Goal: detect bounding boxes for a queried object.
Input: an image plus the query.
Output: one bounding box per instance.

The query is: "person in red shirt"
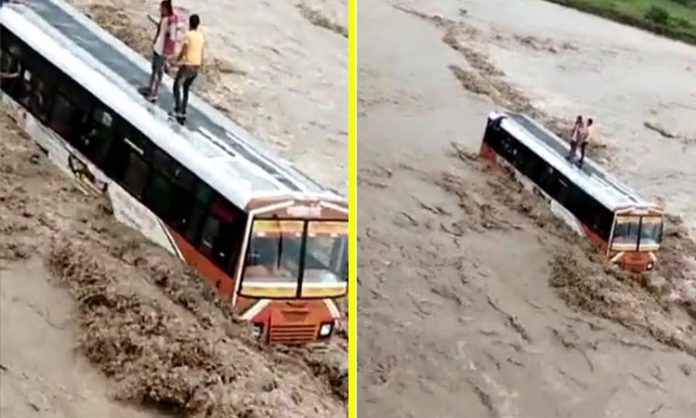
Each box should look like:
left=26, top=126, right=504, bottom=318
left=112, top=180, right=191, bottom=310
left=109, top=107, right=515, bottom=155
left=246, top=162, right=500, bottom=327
left=577, top=118, right=593, bottom=168
left=566, top=115, right=584, bottom=163
left=142, top=1, right=177, bottom=102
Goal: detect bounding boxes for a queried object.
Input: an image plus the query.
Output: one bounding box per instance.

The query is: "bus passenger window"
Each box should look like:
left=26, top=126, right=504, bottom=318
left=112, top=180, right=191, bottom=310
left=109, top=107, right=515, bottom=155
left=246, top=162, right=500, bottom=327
left=82, top=108, right=116, bottom=167
left=18, top=69, right=33, bottom=107
left=183, top=201, right=208, bottom=243
left=556, top=180, right=569, bottom=205
left=540, top=166, right=557, bottom=195
left=165, top=186, right=194, bottom=226
left=143, top=171, right=174, bottom=217
left=121, top=152, right=149, bottom=200
left=29, top=78, right=52, bottom=122
left=49, top=95, right=82, bottom=142
left=150, top=149, right=197, bottom=225
left=199, top=216, right=221, bottom=258
left=499, top=135, right=513, bottom=158
left=0, top=45, right=24, bottom=99
left=514, top=146, right=526, bottom=170
left=197, top=198, right=244, bottom=271
left=181, top=183, right=212, bottom=243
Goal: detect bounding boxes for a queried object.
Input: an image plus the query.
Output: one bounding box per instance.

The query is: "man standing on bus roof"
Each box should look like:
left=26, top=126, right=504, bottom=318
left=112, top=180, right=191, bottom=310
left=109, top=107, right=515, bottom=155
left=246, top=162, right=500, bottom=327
left=143, top=1, right=176, bottom=103
left=566, top=115, right=584, bottom=163
left=171, top=14, right=205, bottom=123
left=577, top=118, right=593, bottom=168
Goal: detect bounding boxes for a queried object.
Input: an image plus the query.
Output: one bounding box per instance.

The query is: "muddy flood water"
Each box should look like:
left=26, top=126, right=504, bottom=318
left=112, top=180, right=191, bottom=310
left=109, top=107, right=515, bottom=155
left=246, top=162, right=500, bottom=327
left=358, top=0, right=696, bottom=417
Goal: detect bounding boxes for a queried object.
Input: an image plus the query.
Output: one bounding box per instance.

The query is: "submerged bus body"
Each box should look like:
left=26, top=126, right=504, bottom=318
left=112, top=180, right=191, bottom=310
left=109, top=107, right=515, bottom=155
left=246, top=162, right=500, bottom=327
left=0, top=1, right=347, bottom=343
left=480, top=111, right=663, bottom=272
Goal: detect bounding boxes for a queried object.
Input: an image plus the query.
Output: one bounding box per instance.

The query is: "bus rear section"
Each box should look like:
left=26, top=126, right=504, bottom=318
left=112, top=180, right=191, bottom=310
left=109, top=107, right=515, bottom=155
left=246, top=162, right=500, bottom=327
left=609, top=211, right=663, bottom=272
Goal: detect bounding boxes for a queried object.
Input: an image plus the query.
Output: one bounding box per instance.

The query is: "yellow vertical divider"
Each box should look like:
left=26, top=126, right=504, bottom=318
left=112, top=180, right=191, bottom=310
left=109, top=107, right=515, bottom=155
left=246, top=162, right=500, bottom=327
left=347, top=0, right=357, bottom=416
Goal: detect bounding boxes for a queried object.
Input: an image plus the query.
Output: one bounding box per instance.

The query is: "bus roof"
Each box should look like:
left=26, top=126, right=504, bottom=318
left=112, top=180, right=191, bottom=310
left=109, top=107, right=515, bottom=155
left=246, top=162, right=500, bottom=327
left=1, top=1, right=344, bottom=210
left=492, top=111, right=659, bottom=212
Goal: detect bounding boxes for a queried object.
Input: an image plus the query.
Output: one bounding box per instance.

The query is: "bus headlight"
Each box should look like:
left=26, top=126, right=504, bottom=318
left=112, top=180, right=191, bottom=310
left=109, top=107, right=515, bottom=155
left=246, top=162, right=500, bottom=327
left=319, top=322, right=333, bottom=338
left=252, top=323, right=264, bottom=338
left=646, top=261, right=654, bottom=271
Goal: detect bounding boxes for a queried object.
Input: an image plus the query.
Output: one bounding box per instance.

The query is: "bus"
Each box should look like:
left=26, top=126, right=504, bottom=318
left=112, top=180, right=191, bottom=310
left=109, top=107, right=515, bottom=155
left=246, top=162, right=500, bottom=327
left=0, top=1, right=347, bottom=344
left=479, top=111, right=664, bottom=272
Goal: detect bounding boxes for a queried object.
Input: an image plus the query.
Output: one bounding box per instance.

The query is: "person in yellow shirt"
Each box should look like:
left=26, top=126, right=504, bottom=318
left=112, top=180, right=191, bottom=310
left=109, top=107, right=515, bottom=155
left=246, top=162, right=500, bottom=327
left=171, top=14, right=205, bottom=122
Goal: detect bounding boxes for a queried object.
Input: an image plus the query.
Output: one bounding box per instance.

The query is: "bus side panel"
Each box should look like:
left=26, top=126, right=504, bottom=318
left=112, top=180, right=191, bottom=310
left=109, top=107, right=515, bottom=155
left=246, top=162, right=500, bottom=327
left=0, top=92, right=181, bottom=257
left=490, top=148, right=587, bottom=237
left=1, top=93, right=106, bottom=195
left=480, top=141, right=497, bottom=162
left=167, top=228, right=236, bottom=299
left=108, top=185, right=181, bottom=257
left=579, top=223, right=609, bottom=253
left=480, top=123, right=498, bottom=162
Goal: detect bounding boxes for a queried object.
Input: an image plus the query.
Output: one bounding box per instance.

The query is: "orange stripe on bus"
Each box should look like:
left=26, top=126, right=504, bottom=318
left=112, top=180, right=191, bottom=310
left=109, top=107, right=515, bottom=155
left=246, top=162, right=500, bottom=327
left=166, top=227, right=236, bottom=301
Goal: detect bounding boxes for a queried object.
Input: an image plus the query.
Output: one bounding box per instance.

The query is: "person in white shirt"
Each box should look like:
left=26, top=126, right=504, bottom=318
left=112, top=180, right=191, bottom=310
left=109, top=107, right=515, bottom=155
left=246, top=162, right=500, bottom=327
left=577, top=118, right=593, bottom=168
left=566, top=115, right=584, bottom=163
left=143, top=1, right=176, bottom=102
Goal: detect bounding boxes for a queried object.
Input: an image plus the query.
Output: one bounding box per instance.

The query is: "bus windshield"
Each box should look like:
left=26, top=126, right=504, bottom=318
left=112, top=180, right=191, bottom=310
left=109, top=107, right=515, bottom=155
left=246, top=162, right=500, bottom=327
left=240, top=219, right=347, bottom=298
left=301, top=221, right=348, bottom=297
left=611, top=215, right=663, bottom=250
left=638, top=216, right=663, bottom=247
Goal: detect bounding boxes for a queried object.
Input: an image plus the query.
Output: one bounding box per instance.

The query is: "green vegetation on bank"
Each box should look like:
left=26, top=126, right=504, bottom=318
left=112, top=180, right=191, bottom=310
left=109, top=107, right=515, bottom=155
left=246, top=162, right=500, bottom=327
left=544, top=0, right=696, bottom=45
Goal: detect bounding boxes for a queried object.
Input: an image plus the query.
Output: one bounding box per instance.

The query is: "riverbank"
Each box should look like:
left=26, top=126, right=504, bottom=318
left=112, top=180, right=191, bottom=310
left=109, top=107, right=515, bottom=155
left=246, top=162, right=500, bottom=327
left=544, top=0, right=696, bottom=45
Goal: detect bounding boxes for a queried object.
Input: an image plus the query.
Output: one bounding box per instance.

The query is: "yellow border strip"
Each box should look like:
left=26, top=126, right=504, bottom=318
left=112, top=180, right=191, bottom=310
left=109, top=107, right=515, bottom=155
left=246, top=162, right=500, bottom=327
left=347, top=0, right=357, bottom=416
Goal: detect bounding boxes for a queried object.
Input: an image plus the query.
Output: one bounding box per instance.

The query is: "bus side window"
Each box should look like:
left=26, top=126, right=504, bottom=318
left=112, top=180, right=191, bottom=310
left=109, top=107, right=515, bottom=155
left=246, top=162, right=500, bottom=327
left=49, top=94, right=83, bottom=142
left=144, top=148, right=195, bottom=230
left=0, top=31, right=26, bottom=100
left=556, top=179, right=570, bottom=205
left=143, top=168, right=174, bottom=218
left=120, top=142, right=150, bottom=200
left=182, top=182, right=213, bottom=243
left=586, top=198, right=612, bottom=241
left=513, top=143, right=528, bottom=171
left=21, top=45, right=55, bottom=123
left=18, top=68, right=33, bottom=108
left=167, top=173, right=196, bottom=231
left=49, top=80, right=93, bottom=145
left=82, top=107, right=116, bottom=168
left=525, top=152, right=544, bottom=185
left=29, top=76, right=53, bottom=123
left=539, top=166, right=557, bottom=196
left=591, top=208, right=603, bottom=233
left=197, top=197, right=244, bottom=271
left=483, top=124, right=502, bottom=148
left=0, top=51, right=23, bottom=98
left=499, top=133, right=515, bottom=161
left=199, top=216, right=220, bottom=257
left=106, top=123, right=152, bottom=200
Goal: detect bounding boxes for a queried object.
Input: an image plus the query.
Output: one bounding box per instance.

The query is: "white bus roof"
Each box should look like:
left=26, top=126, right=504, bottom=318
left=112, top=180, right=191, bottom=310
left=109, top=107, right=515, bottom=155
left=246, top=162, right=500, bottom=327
left=491, top=111, right=659, bottom=212
left=1, top=1, right=344, bottom=210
